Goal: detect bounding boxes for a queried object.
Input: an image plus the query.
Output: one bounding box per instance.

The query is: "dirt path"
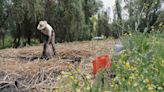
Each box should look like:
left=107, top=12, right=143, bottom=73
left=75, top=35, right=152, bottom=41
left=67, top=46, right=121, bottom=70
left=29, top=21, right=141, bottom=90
left=0, top=39, right=115, bottom=92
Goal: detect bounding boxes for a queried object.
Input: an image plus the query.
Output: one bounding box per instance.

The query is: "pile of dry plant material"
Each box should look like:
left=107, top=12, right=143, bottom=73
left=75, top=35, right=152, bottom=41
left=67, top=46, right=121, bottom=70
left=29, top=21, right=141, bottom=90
left=0, top=39, right=115, bottom=92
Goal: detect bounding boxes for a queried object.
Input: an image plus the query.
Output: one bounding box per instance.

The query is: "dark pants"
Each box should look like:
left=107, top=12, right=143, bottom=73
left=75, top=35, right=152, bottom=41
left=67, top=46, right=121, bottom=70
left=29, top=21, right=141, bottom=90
left=42, top=31, right=56, bottom=57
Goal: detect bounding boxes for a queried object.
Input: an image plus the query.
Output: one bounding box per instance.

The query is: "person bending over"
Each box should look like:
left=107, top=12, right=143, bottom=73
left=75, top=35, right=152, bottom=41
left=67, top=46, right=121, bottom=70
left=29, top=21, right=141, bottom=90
left=37, top=21, right=56, bottom=58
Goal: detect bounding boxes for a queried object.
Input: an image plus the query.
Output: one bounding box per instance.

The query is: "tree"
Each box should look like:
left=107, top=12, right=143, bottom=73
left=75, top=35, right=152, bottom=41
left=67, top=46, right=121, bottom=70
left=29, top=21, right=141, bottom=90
left=54, top=0, right=86, bottom=42
left=82, top=0, right=103, bottom=39
left=115, top=0, right=122, bottom=21
left=83, top=0, right=103, bottom=24
left=0, top=0, right=11, bottom=48
left=7, top=0, right=46, bottom=47
left=124, top=0, right=162, bottom=32
left=97, top=12, right=110, bottom=37
left=0, top=0, right=103, bottom=48
left=113, top=0, right=123, bottom=37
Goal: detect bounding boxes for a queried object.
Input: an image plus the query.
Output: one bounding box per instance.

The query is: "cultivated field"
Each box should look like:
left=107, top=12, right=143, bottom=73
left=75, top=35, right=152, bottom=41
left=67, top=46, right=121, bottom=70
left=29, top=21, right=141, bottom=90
left=0, top=39, right=115, bottom=92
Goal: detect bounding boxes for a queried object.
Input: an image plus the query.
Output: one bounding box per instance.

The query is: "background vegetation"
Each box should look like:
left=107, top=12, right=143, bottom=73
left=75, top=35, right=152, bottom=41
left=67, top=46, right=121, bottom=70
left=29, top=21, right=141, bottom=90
left=0, top=0, right=163, bottom=48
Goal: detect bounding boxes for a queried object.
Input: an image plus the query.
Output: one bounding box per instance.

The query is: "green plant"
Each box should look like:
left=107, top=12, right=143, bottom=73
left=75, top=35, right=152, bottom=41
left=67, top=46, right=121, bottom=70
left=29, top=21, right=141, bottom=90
left=110, top=32, right=164, bottom=92
left=0, top=36, right=12, bottom=49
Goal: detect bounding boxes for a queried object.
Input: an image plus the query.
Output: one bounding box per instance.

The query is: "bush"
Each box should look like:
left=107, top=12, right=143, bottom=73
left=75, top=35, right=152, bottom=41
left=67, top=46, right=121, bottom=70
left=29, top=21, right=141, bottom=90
left=110, top=32, right=164, bottom=92
left=0, top=36, right=12, bottom=49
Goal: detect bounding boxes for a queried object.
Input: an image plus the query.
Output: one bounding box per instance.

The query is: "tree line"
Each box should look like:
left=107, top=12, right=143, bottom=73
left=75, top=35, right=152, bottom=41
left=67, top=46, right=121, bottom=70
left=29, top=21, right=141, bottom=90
left=0, top=0, right=163, bottom=48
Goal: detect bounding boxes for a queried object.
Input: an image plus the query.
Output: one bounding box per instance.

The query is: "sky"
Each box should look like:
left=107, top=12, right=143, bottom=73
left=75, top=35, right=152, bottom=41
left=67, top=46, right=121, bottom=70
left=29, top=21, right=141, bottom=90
left=101, top=0, right=115, bottom=9
left=162, top=2, right=164, bottom=9
left=101, top=0, right=116, bottom=22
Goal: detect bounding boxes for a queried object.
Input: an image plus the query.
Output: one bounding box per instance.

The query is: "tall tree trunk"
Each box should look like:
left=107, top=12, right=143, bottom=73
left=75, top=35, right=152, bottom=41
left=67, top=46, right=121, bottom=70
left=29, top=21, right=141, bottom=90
left=27, top=37, right=31, bottom=45
left=13, top=23, right=21, bottom=48
left=2, top=34, right=4, bottom=48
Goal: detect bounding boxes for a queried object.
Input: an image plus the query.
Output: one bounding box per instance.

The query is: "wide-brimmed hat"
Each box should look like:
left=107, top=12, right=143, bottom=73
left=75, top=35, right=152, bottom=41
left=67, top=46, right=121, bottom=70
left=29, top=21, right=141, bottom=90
left=37, top=21, right=47, bottom=30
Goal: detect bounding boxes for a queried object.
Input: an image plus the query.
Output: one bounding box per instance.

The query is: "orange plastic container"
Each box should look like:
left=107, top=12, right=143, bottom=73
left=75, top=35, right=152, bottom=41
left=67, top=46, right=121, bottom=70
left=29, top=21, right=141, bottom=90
left=92, top=55, right=111, bottom=75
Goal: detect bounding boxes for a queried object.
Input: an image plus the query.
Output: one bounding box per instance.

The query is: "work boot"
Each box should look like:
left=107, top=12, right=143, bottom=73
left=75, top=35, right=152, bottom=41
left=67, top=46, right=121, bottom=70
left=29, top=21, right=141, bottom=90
left=40, top=55, right=49, bottom=60
left=54, top=50, right=56, bottom=55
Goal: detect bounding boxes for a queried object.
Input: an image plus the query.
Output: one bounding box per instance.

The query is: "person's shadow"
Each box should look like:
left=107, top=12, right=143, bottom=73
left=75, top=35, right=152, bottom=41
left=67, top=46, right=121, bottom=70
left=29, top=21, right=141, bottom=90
left=18, top=56, right=49, bottom=61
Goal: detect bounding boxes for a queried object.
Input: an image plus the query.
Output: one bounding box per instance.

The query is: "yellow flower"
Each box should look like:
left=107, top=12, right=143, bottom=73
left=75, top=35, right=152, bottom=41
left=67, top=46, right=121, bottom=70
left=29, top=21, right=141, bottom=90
left=69, top=76, right=74, bottom=80
left=128, top=81, right=131, bottom=85
left=140, top=74, right=144, bottom=79
left=76, top=68, right=80, bottom=72
left=125, top=62, right=130, bottom=69
left=129, top=73, right=135, bottom=80
left=147, top=84, right=155, bottom=91
left=134, top=73, right=138, bottom=77
left=143, top=79, right=149, bottom=83
left=129, top=33, right=132, bottom=36
left=148, top=90, right=154, bottom=92
left=134, top=83, right=138, bottom=87
left=118, top=60, right=122, bottom=64
left=131, top=67, right=137, bottom=71
left=122, top=77, right=125, bottom=81
left=161, top=60, right=164, bottom=67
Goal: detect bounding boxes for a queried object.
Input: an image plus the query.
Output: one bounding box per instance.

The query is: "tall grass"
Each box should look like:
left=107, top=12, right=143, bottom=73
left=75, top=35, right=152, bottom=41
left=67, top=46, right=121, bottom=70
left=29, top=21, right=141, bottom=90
left=110, top=32, right=164, bottom=92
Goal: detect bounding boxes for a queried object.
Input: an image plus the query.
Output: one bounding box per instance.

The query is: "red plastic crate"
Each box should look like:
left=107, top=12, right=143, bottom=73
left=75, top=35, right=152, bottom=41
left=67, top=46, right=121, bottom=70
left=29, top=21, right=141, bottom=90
left=92, top=55, right=111, bottom=75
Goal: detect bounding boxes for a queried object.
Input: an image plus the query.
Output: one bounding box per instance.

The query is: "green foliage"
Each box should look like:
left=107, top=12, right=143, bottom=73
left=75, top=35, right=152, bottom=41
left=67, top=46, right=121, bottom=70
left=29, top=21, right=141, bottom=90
left=54, top=0, right=86, bottom=42
left=124, top=0, right=162, bottom=32
left=122, top=33, right=152, bottom=61
left=0, top=36, right=12, bottom=49
left=115, top=0, right=122, bottom=21
left=111, top=0, right=163, bottom=37
left=83, top=0, right=103, bottom=24
left=0, top=0, right=103, bottom=47
left=97, top=12, right=110, bottom=37
left=110, top=32, right=164, bottom=92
